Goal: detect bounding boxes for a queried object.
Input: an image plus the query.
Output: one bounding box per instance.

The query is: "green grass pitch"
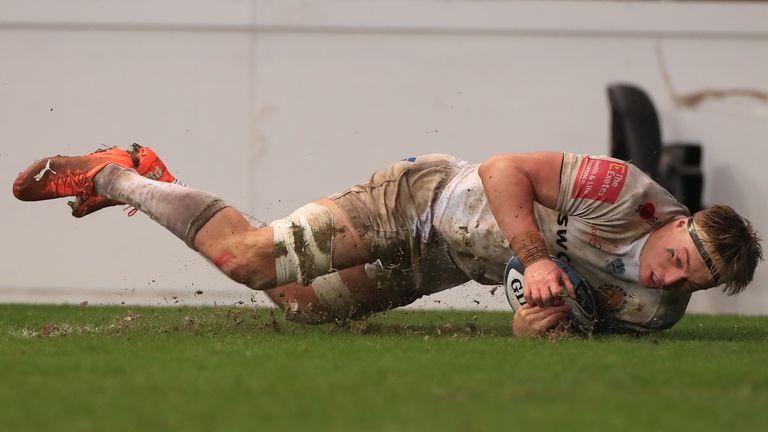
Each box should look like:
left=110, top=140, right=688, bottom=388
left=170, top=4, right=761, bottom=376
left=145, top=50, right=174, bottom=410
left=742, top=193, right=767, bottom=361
left=0, top=304, right=767, bottom=432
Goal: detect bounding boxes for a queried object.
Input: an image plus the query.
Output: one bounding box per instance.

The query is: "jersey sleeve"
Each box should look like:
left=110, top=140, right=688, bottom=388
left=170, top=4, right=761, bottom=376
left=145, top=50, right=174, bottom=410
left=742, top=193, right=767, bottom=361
left=556, top=153, right=689, bottom=233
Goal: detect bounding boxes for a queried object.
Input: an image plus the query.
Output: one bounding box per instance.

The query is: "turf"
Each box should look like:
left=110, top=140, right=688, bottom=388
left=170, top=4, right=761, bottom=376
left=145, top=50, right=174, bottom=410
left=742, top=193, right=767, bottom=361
left=0, top=304, right=766, bottom=432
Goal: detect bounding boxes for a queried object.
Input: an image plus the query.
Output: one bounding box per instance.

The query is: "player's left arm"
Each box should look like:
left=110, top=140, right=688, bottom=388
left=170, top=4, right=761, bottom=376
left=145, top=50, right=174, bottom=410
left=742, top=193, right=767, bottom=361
left=511, top=303, right=570, bottom=337
left=479, top=152, right=574, bottom=308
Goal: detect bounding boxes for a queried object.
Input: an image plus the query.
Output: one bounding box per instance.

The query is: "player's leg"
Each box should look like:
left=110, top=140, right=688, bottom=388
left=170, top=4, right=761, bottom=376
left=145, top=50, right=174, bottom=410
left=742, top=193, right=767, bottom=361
left=13, top=147, right=371, bottom=290
left=191, top=197, right=369, bottom=290
left=264, top=236, right=472, bottom=324
left=260, top=153, right=472, bottom=321
left=14, top=149, right=467, bottom=302
left=95, top=166, right=373, bottom=289
left=264, top=264, right=432, bottom=324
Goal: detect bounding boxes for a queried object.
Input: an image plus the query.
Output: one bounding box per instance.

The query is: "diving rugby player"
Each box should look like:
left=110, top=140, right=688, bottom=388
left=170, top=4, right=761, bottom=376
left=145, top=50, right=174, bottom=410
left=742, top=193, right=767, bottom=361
left=13, top=146, right=762, bottom=336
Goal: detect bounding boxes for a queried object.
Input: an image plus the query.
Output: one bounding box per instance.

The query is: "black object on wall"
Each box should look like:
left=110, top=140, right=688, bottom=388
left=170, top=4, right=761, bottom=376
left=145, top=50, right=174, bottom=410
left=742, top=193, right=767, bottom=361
left=607, top=83, right=704, bottom=213
left=658, top=143, right=704, bottom=213
left=608, top=84, right=662, bottom=180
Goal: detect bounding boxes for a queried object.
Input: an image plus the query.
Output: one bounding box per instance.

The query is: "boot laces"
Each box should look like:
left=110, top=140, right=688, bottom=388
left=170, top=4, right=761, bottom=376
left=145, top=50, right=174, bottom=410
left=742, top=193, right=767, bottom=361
left=122, top=205, right=139, bottom=217
left=51, top=170, right=91, bottom=198
left=68, top=144, right=180, bottom=217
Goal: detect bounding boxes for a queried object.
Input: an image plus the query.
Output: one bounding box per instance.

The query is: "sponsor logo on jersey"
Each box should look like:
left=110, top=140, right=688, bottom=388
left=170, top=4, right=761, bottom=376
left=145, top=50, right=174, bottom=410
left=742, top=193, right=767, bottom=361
left=589, top=225, right=602, bottom=249
left=605, top=257, right=625, bottom=274
left=636, top=202, right=661, bottom=227
left=595, top=283, right=643, bottom=314
left=554, top=213, right=571, bottom=263
left=571, top=157, right=628, bottom=204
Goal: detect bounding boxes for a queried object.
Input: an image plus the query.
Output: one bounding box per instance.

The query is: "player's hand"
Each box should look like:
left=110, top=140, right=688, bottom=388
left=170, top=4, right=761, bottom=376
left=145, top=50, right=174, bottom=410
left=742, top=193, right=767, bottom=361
left=511, top=304, right=570, bottom=337
left=523, top=259, right=575, bottom=307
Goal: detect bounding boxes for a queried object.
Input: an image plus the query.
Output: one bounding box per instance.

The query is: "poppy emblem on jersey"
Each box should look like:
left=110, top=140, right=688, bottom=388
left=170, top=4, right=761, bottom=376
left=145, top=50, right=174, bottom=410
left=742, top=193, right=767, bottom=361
left=636, top=202, right=661, bottom=227
left=605, top=257, right=625, bottom=274
left=637, top=202, right=655, bottom=219
left=571, top=157, right=628, bottom=204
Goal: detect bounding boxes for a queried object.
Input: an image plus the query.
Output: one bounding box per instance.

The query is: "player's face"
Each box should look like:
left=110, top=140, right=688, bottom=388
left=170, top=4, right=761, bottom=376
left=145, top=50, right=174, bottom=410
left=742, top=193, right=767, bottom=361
left=639, top=217, right=715, bottom=293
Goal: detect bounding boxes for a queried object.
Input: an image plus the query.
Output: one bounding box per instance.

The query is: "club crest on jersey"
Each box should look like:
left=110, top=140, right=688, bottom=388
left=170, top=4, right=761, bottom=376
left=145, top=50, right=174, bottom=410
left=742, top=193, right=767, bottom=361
left=605, top=257, right=625, bottom=274
left=595, top=284, right=642, bottom=314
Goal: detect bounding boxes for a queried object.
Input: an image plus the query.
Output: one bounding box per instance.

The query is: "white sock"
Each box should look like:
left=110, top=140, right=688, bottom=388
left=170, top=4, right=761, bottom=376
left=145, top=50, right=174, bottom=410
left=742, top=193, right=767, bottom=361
left=94, top=164, right=229, bottom=248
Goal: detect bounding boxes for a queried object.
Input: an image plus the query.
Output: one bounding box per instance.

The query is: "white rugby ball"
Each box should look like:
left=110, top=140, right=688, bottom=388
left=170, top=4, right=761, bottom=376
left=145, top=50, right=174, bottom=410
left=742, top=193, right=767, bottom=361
left=504, top=257, right=598, bottom=335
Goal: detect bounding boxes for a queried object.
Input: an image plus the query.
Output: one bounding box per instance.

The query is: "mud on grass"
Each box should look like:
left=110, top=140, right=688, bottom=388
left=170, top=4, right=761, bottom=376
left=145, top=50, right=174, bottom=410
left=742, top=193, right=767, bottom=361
left=0, top=304, right=514, bottom=340
left=3, top=303, right=768, bottom=343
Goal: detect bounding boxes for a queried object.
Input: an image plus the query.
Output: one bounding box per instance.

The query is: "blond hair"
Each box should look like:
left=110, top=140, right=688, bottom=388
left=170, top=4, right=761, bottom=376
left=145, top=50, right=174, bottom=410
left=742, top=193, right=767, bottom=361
left=694, top=205, right=763, bottom=295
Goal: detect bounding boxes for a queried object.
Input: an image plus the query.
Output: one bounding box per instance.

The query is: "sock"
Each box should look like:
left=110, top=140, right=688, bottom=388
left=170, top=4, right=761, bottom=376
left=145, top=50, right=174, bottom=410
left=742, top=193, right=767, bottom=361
left=94, top=164, right=229, bottom=248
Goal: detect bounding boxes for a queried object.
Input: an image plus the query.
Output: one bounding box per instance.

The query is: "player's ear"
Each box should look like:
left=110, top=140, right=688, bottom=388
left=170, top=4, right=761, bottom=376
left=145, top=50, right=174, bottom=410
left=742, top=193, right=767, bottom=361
left=672, top=217, right=688, bottom=230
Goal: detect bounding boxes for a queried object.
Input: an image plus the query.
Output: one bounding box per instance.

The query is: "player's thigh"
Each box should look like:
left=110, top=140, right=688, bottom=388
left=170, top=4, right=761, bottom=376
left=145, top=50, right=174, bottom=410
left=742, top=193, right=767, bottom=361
left=266, top=155, right=463, bottom=286
left=313, top=197, right=370, bottom=267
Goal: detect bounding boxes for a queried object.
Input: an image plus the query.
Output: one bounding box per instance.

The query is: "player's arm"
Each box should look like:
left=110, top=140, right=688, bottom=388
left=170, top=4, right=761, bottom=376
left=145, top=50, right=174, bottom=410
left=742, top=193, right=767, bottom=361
left=478, top=152, right=575, bottom=307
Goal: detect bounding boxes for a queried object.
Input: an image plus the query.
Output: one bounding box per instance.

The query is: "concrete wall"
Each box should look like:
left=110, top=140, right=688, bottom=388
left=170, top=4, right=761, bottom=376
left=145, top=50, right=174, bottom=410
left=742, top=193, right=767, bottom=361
left=1, top=0, right=767, bottom=314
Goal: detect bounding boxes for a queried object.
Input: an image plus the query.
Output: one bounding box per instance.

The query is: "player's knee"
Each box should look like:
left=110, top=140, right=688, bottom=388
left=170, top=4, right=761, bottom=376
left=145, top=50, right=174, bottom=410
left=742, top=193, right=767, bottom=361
left=310, top=271, right=361, bottom=317
left=221, top=202, right=339, bottom=290
left=270, top=203, right=337, bottom=286
left=274, top=272, right=367, bottom=324
left=227, top=264, right=274, bottom=291
left=212, top=229, right=277, bottom=290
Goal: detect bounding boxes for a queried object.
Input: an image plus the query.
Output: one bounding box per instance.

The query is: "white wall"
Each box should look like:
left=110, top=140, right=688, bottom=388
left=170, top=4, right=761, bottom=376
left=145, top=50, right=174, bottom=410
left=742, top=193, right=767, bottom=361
left=1, top=0, right=767, bottom=314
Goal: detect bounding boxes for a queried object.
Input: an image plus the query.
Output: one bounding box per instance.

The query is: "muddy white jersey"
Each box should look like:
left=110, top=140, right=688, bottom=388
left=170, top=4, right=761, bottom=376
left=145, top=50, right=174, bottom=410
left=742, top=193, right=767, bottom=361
left=433, top=153, right=692, bottom=332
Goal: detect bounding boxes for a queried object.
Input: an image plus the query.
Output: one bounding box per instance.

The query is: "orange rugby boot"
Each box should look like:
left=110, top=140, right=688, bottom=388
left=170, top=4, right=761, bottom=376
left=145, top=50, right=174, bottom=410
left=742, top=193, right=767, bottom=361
left=67, top=144, right=179, bottom=218
left=13, top=144, right=178, bottom=217
left=14, top=146, right=136, bottom=202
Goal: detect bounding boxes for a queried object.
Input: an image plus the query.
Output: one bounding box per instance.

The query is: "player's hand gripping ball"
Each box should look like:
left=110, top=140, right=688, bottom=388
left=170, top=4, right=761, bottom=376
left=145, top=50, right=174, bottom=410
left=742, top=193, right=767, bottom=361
left=504, top=257, right=598, bottom=335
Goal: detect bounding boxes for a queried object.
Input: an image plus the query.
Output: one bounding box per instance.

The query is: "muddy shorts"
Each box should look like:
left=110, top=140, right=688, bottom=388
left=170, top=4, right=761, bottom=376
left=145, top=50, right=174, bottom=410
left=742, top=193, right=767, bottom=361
left=330, top=154, right=471, bottom=296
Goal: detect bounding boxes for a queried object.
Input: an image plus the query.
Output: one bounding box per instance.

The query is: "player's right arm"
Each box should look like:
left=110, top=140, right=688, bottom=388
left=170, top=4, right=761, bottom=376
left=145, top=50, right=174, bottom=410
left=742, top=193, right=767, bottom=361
left=479, top=152, right=575, bottom=308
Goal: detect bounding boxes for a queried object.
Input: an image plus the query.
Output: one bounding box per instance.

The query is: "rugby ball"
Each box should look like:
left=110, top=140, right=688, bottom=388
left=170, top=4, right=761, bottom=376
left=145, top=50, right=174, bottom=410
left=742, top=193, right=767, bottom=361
left=504, top=257, right=598, bottom=335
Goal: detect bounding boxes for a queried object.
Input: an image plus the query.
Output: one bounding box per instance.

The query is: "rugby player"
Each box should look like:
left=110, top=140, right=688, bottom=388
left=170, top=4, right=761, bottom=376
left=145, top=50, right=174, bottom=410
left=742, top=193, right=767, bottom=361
left=13, top=145, right=762, bottom=336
